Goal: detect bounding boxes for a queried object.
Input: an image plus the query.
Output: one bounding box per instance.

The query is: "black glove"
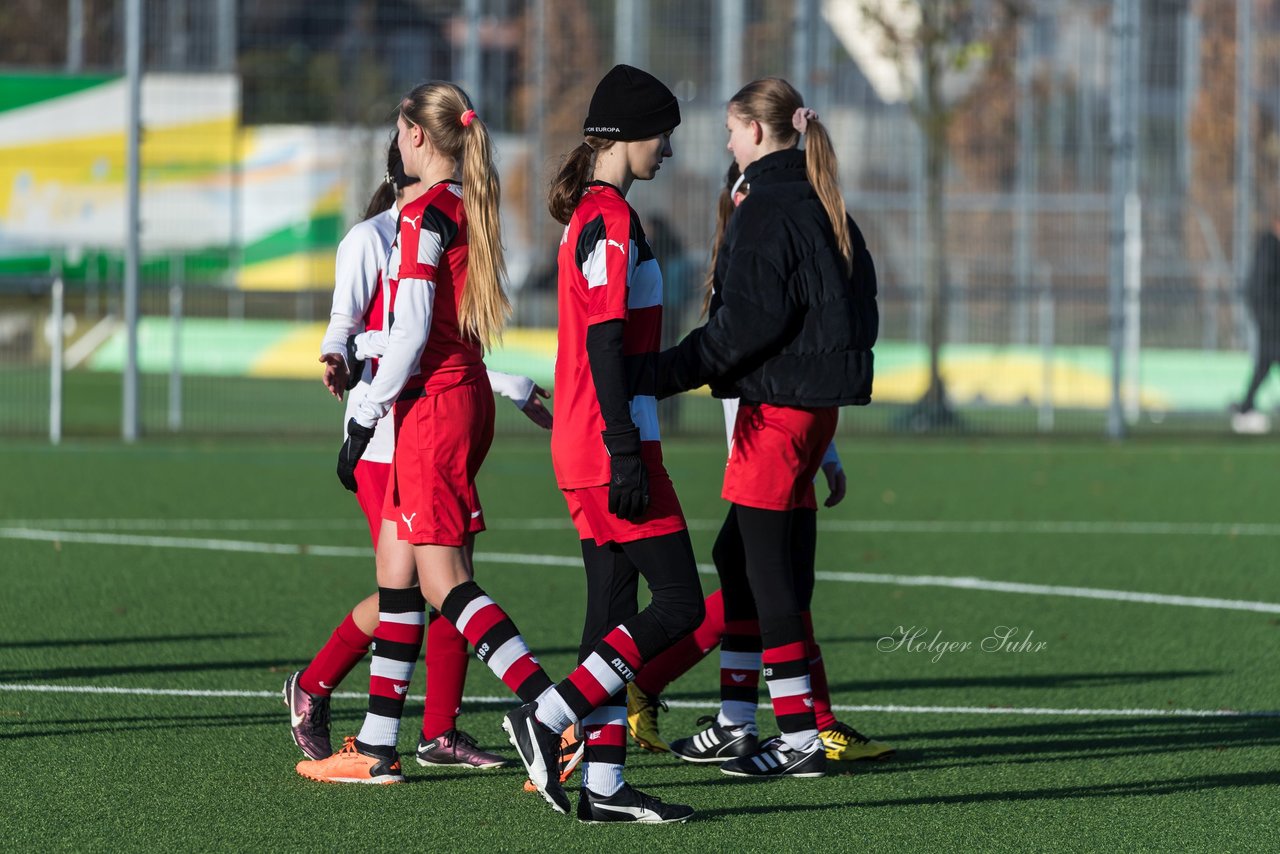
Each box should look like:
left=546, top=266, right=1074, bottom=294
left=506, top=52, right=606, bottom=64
left=344, top=334, right=365, bottom=391
left=602, top=425, right=649, bottom=521
left=337, top=417, right=376, bottom=492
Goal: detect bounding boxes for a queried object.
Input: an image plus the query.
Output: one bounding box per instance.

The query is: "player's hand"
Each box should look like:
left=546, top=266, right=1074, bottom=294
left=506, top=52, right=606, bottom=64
left=602, top=426, right=649, bottom=521
left=320, top=353, right=349, bottom=400
left=821, top=461, right=846, bottom=508
left=520, top=385, right=553, bottom=430
left=337, top=418, right=376, bottom=492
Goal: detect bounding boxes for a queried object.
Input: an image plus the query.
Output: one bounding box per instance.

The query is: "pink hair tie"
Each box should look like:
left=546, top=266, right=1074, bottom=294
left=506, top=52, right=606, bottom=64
left=792, top=107, right=818, bottom=134
left=460, top=109, right=477, bottom=127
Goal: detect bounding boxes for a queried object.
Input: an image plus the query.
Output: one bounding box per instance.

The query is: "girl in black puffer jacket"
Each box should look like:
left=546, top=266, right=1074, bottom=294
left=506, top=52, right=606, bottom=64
left=646, top=77, right=879, bottom=779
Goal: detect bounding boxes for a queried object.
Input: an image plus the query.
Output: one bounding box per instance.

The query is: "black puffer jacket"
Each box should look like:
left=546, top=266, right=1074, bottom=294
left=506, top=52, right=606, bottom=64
left=657, top=148, right=878, bottom=406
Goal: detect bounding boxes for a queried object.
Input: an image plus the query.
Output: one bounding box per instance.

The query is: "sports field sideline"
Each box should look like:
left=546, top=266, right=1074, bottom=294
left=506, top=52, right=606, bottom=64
left=2, top=436, right=1278, bottom=851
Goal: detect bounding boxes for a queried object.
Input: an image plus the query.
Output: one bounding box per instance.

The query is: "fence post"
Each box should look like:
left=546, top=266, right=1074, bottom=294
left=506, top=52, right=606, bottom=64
left=1123, top=192, right=1143, bottom=426
left=1037, top=264, right=1055, bottom=434
left=1106, top=0, right=1139, bottom=440
left=50, top=277, right=64, bottom=445
left=169, top=255, right=183, bottom=432
left=122, top=0, right=142, bottom=442
left=1013, top=15, right=1034, bottom=346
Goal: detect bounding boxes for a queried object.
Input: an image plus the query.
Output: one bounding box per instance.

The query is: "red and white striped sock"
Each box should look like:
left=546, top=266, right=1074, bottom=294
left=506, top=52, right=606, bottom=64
left=802, top=611, right=838, bottom=731
left=581, top=695, right=626, bottom=797
left=762, top=617, right=819, bottom=753
left=439, top=581, right=553, bottom=703
left=717, top=616, right=761, bottom=729
left=536, top=625, right=644, bottom=733
left=355, top=587, right=425, bottom=754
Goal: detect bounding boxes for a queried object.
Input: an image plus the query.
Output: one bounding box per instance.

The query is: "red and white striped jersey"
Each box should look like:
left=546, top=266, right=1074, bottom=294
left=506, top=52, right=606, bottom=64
left=551, top=182, right=664, bottom=489
left=354, top=180, right=486, bottom=428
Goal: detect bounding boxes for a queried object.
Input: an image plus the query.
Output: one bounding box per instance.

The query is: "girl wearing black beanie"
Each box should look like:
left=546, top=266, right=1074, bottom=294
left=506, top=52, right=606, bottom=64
left=523, top=64, right=704, bottom=824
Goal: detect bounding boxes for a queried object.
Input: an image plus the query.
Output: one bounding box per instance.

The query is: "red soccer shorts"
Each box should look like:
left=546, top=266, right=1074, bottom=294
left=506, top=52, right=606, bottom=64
left=722, top=402, right=838, bottom=511
left=562, top=450, right=686, bottom=546
left=384, top=378, right=493, bottom=546
left=353, top=459, right=391, bottom=548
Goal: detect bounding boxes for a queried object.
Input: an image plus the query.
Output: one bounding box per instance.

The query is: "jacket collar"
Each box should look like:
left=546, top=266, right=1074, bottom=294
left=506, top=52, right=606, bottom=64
left=742, top=147, right=806, bottom=188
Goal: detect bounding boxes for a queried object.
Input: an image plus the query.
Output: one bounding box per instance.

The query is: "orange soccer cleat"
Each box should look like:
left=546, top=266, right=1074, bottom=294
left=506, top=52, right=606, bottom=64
left=296, top=736, right=405, bottom=785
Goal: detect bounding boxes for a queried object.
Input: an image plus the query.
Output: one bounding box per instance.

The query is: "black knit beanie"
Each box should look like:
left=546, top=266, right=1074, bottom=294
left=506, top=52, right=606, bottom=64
left=583, top=64, right=681, bottom=141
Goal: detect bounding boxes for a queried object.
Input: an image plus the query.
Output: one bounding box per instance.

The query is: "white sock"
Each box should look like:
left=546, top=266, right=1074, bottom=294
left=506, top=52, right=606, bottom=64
left=533, top=686, right=576, bottom=733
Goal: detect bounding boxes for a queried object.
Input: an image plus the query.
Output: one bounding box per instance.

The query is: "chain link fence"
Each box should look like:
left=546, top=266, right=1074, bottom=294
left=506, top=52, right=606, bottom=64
left=1, top=0, right=1278, bottom=438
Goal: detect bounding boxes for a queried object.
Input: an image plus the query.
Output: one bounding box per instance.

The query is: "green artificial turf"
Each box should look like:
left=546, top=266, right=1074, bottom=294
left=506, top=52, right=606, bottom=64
left=2, top=437, right=1278, bottom=851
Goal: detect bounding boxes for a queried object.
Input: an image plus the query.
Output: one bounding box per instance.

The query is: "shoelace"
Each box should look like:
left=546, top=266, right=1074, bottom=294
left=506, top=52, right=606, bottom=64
left=442, top=728, right=481, bottom=757
left=308, top=695, right=331, bottom=730
left=335, top=736, right=359, bottom=755
left=827, top=721, right=870, bottom=744
left=636, top=690, right=668, bottom=716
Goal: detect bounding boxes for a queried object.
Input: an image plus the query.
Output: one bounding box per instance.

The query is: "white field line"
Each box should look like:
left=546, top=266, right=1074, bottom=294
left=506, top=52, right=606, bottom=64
left=1, top=519, right=368, bottom=532
left=0, top=683, right=1275, bottom=719
left=7, top=517, right=1280, bottom=536
left=810, top=571, right=1280, bottom=614
left=3, top=525, right=1279, bottom=614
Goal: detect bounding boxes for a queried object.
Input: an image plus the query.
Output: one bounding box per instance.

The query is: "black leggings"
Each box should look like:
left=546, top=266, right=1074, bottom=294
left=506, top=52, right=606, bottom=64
left=713, top=504, right=817, bottom=629
left=578, top=529, right=705, bottom=665
left=1241, top=343, right=1279, bottom=411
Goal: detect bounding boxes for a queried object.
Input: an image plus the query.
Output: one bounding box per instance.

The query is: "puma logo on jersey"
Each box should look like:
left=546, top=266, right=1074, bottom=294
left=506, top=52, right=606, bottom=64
left=731, top=673, right=747, bottom=683
left=402, top=512, right=417, bottom=532
left=394, top=684, right=408, bottom=695
left=402, top=214, right=422, bottom=229
left=607, top=239, right=627, bottom=254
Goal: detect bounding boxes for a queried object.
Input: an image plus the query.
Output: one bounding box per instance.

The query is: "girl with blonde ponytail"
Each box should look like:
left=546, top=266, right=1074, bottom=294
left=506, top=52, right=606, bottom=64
left=298, top=83, right=573, bottom=801
left=636, top=77, right=880, bottom=780
left=289, top=128, right=553, bottom=778
left=626, top=156, right=893, bottom=769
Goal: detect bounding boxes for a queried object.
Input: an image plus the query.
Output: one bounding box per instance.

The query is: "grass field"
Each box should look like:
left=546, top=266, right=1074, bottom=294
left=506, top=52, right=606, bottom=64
left=2, top=436, right=1279, bottom=851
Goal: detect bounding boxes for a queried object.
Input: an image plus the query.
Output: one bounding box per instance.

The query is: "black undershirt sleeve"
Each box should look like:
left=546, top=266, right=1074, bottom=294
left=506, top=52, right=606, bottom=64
left=585, top=320, right=635, bottom=432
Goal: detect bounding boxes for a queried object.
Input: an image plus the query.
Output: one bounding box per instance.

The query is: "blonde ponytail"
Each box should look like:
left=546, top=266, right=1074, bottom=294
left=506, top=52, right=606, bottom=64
left=400, top=82, right=510, bottom=351
left=800, top=119, right=852, bottom=277
left=728, top=77, right=852, bottom=276
left=458, top=114, right=511, bottom=351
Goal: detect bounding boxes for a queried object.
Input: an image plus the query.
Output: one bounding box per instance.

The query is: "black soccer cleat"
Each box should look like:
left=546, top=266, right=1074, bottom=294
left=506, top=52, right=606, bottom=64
left=502, top=702, right=571, bottom=815
left=720, top=736, right=827, bottom=779
left=668, top=715, right=759, bottom=764
left=577, top=783, right=694, bottom=824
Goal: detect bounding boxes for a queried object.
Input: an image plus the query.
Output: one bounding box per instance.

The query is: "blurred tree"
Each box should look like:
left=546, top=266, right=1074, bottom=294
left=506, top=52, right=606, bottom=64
left=508, top=0, right=604, bottom=248
left=854, top=0, right=1022, bottom=431
left=0, top=0, right=118, bottom=69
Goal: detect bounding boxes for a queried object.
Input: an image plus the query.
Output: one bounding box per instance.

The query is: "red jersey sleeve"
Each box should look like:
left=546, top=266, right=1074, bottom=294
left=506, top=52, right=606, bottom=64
left=397, top=203, right=458, bottom=285
left=576, top=204, right=637, bottom=326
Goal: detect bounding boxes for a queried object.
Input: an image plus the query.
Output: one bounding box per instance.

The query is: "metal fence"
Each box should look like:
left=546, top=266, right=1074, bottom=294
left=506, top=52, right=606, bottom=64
left=1, top=0, right=1279, bottom=440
